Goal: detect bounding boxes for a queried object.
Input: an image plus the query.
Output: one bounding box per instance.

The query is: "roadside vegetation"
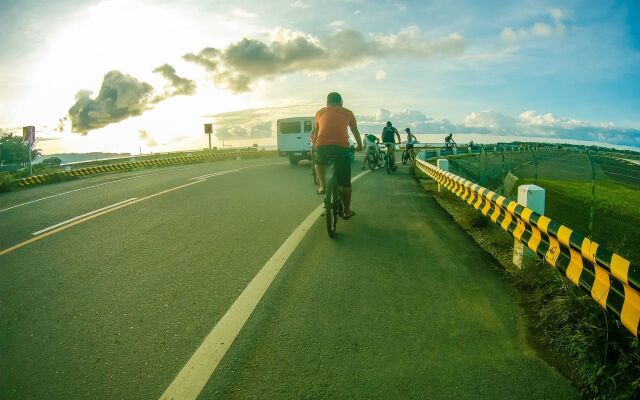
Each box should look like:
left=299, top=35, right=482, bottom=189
left=448, top=151, right=640, bottom=264
left=415, top=154, right=640, bottom=399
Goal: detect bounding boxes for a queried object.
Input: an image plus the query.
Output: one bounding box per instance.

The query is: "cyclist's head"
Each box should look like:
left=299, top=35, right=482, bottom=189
left=386, top=121, right=392, bottom=127
left=405, top=128, right=411, bottom=133
left=327, top=92, right=343, bottom=106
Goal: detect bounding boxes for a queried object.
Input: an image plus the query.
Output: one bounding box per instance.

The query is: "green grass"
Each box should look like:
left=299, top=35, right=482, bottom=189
left=515, top=179, right=640, bottom=264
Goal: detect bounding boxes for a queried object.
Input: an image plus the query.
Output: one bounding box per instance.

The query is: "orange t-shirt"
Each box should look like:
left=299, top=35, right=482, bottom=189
left=313, top=106, right=357, bottom=148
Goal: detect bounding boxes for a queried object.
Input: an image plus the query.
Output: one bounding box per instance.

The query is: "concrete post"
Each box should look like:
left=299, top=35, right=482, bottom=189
left=437, top=158, right=449, bottom=192
left=452, top=148, right=458, bottom=156
left=435, top=148, right=441, bottom=157
left=513, top=184, right=545, bottom=268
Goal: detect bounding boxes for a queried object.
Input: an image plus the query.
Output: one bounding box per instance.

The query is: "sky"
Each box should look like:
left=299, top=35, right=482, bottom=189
left=0, top=0, right=639, bottom=154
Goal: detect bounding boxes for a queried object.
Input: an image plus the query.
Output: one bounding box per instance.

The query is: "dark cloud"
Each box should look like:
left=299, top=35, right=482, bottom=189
left=152, top=63, right=196, bottom=101
left=68, top=70, right=154, bottom=133
left=184, top=27, right=466, bottom=92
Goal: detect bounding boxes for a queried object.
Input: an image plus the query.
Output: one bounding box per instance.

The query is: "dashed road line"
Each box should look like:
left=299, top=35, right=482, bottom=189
left=0, top=172, right=162, bottom=214
left=32, top=198, right=138, bottom=235
left=0, top=180, right=205, bottom=257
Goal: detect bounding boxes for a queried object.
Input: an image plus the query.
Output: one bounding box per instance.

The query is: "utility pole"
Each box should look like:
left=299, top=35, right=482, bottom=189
left=23, top=126, right=35, bottom=176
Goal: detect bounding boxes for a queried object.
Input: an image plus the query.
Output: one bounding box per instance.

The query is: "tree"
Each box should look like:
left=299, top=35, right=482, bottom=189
left=41, top=157, right=62, bottom=166
left=0, top=134, right=39, bottom=165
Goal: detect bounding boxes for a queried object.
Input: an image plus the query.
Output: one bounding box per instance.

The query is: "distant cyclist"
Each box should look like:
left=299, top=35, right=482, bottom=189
left=445, top=133, right=457, bottom=148
left=381, top=121, right=401, bottom=170
left=405, top=127, right=417, bottom=148
left=361, top=133, right=380, bottom=170
left=311, top=92, right=363, bottom=220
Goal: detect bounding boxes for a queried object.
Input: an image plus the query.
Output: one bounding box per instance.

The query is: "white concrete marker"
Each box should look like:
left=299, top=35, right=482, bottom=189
left=160, top=169, right=370, bottom=400
left=32, top=198, right=138, bottom=235
left=513, top=184, right=545, bottom=268
left=437, top=158, right=449, bottom=192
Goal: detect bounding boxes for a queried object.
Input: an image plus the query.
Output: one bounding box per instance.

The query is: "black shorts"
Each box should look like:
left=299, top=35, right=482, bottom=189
left=315, top=145, right=351, bottom=187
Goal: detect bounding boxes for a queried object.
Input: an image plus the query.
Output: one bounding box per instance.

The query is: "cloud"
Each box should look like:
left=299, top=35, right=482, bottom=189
left=356, top=107, right=640, bottom=147
left=375, top=69, right=387, bottom=80
left=138, top=129, right=158, bottom=147
left=291, top=0, right=310, bottom=9
left=152, top=64, right=196, bottom=101
left=66, top=65, right=196, bottom=133
left=501, top=9, right=566, bottom=42
left=459, top=109, right=640, bottom=147
left=231, top=8, right=257, bottom=18
left=394, top=2, right=407, bottom=12
left=215, top=121, right=272, bottom=140
left=67, top=70, right=154, bottom=133
left=184, top=26, right=466, bottom=92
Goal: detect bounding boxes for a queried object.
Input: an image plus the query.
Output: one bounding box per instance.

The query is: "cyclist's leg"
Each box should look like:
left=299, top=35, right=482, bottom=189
left=362, top=146, right=371, bottom=169
left=315, top=146, right=329, bottom=192
left=334, top=147, right=354, bottom=217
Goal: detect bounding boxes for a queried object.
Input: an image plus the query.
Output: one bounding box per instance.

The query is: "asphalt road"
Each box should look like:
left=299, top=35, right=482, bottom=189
left=0, top=156, right=578, bottom=399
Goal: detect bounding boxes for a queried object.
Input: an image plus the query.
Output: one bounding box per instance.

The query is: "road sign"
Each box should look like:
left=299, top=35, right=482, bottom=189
left=22, top=126, right=35, bottom=142
left=204, top=123, right=212, bottom=134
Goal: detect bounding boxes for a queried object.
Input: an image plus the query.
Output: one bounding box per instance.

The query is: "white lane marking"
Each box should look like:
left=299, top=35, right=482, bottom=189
left=159, top=169, right=370, bottom=400
left=190, top=161, right=288, bottom=181
left=32, top=198, right=138, bottom=236
left=0, top=180, right=205, bottom=257
left=191, top=168, right=242, bottom=180
left=0, top=172, right=162, bottom=214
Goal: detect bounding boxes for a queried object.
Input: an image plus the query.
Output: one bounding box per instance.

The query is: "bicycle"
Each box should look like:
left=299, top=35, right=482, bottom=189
left=385, top=143, right=397, bottom=174
left=366, top=147, right=386, bottom=171
left=323, top=155, right=343, bottom=238
left=401, top=142, right=417, bottom=165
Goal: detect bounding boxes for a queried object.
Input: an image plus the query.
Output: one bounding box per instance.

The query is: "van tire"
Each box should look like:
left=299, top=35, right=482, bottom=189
left=289, top=157, right=300, bottom=166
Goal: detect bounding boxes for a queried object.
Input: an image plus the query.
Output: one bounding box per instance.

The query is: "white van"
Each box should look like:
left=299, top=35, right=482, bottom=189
left=277, top=117, right=314, bottom=165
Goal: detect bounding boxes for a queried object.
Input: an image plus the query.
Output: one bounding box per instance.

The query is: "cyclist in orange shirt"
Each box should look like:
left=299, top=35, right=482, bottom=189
left=311, top=92, right=363, bottom=219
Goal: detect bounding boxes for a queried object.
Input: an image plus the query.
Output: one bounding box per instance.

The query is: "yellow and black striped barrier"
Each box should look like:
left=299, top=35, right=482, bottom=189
left=17, top=150, right=277, bottom=188
left=416, top=158, right=640, bottom=338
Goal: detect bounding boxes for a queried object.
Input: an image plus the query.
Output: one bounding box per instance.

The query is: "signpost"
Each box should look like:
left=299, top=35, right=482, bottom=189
left=204, top=123, right=213, bottom=150
left=22, top=126, right=35, bottom=176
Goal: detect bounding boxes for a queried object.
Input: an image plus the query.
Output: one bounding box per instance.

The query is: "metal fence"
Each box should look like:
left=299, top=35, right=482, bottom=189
left=422, top=146, right=640, bottom=265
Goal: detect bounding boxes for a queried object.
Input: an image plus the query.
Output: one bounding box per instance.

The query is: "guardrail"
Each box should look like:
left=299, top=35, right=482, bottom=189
left=17, top=150, right=277, bottom=187
left=415, top=158, right=640, bottom=338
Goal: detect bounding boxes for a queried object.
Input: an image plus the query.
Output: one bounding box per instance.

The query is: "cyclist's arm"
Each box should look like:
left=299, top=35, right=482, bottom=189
left=394, top=129, right=401, bottom=144
left=349, top=114, right=363, bottom=151
left=311, top=120, right=319, bottom=146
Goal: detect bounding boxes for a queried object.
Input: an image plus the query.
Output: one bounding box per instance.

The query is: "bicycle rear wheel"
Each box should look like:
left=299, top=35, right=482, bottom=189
left=325, top=177, right=338, bottom=238
left=401, top=150, right=409, bottom=164
left=367, top=154, right=377, bottom=171
left=386, top=151, right=392, bottom=174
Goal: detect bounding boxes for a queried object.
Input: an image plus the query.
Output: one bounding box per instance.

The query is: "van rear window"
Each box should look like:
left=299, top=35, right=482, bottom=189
left=280, top=121, right=301, bottom=134
left=304, top=121, right=312, bottom=133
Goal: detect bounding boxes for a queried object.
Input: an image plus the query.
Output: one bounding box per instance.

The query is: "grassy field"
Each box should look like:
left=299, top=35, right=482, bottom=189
left=448, top=151, right=640, bottom=264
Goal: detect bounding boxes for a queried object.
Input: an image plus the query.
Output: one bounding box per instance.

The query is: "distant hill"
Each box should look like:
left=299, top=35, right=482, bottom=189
left=36, top=152, right=132, bottom=164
